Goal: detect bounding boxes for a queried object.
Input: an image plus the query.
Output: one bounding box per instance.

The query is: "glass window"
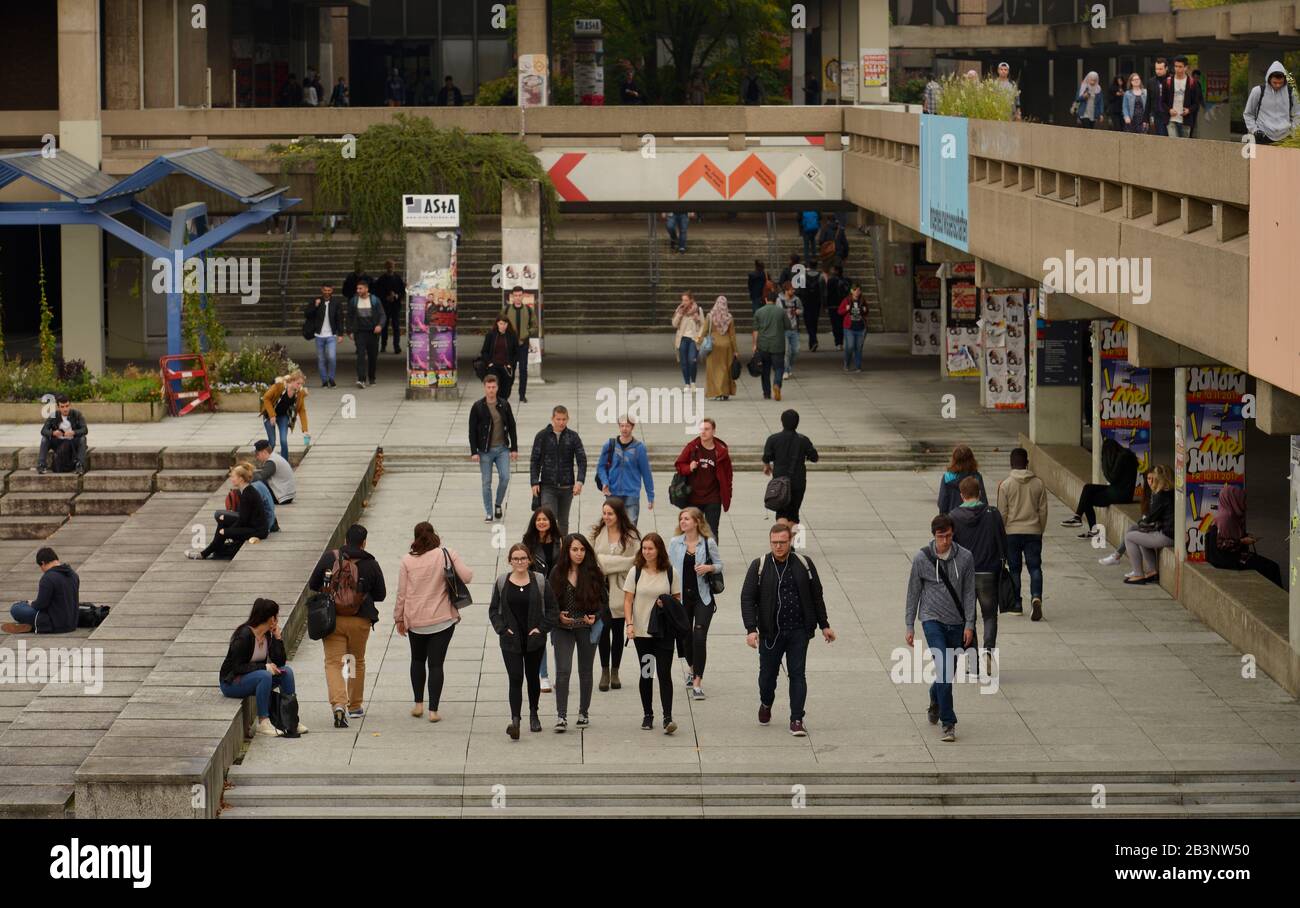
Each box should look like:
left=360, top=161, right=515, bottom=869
left=1005, top=0, right=1042, bottom=22
left=407, top=0, right=438, bottom=35
left=443, top=39, right=474, bottom=90
left=348, top=4, right=370, bottom=38
left=478, top=39, right=512, bottom=88
left=442, top=0, right=473, bottom=34
left=370, top=0, right=405, bottom=37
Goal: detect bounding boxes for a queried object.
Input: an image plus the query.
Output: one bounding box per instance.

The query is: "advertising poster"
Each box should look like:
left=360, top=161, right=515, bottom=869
left=1184, top=365, right=1247, bottom=562
left=982, top=289, right=1028, bottom=410
left=407, top=248, right=459, bottom=389
left=861, top=49, right=888, bottom=91
left=840, top=62, right=857, bottom=102
left=517, top=54, right=549, bottom=108
left=919, top=114, right=969, bottom=252
left=1098, top=320, right=1151, bottom=488
left=949, top=281, right=977, bottom=321
left=912, top=257, right=941, bottom=356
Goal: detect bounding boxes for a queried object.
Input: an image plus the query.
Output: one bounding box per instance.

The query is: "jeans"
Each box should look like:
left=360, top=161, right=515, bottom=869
left=1005, top=533, right=1043, bottom=602
left=698, top=502, right=722, bottom=540
left=514, top=343, right=529, bottom=399
left=409, top=626, right=455, bottom=709
left=634, top=636, right=675, bottom=718
left=606, top=495, right=639, bottom=526
left=9, top=601, right=37, bottom=626
left=39, top=435, right=87, bottom=472
left=264, top=415, right=289, bottom=456
left=1166, top=121, right=1192, bottom=138
left=974, top=572, right=999, bottom=650
left=355, top=331, right=379, bottom=383
left=921, top=620, right=965, bottom=727
left=540, top=484, right=575, bottom=536
left=784, top=329, right=800, bottom=371
left=1125, top=529, right=1172, bottom=574
left=804, top=302, right=820, bottom=349
left=758, top=351, right=784, bottom=398
left=844, top=328, right=865, bottom=369
left=551, top=626, right=597, bottom=718
left=597, top=618, right=626, bottom=670
left=219, top=665, right=296, bottom=719
left=479, top=445, right=510, bottom=517
left=502, top=645, right=544, bottom=718
left=758, top=628, right=810, bottom=722
left=802, top=229, right=817, bottom=260
left=678, top=338, right=699, bottom=385
left=666, top=213, right=688, bottom=251
left=314, top=335, right=337, bottom=384
left=381, top=299, right=402, bottom=350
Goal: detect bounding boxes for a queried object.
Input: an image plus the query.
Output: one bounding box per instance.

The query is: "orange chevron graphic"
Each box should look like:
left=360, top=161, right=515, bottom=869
left=728, top=154, right=777, bottom=198
left=678, top=154, right=727, bottom=197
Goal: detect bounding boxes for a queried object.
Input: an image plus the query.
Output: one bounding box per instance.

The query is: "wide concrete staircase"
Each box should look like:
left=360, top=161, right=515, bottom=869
left=220, top=766, right=1300, bottom=818
left=213, top=230, right=885, bottom=339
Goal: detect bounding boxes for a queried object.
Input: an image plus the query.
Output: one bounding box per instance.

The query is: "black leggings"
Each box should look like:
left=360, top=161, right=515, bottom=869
left=1074, top=483, right=1128, bottom=528
left=409, top=626, right=456, bottom=709
left=598, top=617, right=626, bottom=670
left=502, top=645, right=543, bottom=718
left=633, top=637, right=675, bottom=718
left=200, top=512, right=257, bottom=559
left=683, top=593, right=717, bottom=678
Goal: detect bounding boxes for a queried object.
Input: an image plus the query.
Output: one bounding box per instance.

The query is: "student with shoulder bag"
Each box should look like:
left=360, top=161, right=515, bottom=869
left=622, top=533, right=682, bottom=734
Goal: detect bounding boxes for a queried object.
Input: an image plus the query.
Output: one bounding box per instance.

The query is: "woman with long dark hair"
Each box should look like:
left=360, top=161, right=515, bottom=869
left=937, top=445, right=987, bottom=514
left=522, top=507, right=561, bottom=693
left=588, top=497, right=640, bottom=693
left=548, top=534, right=608, bottom=730
left=218, top=598, right=305, bottom=736
left=481, top=316, right=519, bottom=399
left=489, top=543, right=559, bottom=739
left=396, top=522, right=472, bottom=723
left=623, top=532, right=681, bottom=734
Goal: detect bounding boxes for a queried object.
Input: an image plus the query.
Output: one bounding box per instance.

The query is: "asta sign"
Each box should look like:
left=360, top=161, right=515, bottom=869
left=403, top=194, right=460, bottom=229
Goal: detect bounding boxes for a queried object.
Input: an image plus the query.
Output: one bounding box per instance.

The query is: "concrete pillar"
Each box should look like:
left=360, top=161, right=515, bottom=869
left=840, top=0, right=858, bottom=103
left=330, top=7, right=349, bottom=89
left=58, top=0, right=106, bottom=374
left=792, top=23, right=806, bottom=104
left=316, top=7, right=334, bottom=90
left=517, top=0, right=548, bottom=56
left=822, top=0, right=840, bottom=103
left=207, top=0, right=232, bottom=108
left=1173, top=367, right=1190, bottom=565
left=857, top=0, right=889, bottom=103
left=104, top=0, right=141, bottom=110
left=142, top=0, right=175, bottom=108
left=1197, top=49, right=1230, bottom=141
left=177, top=0, right=210, bottom=106
left=1291, top=437, right=1300, bottom=659
left=503, top=181, right=544, bottom=383
left=1258, top=381, right=1300, bottom=435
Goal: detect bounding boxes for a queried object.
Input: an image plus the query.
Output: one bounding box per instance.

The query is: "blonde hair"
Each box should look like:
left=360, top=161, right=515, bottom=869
left=1149, top=464, right=1174, bottom=493
left=230, top=462, right=255, bottom=484
left=283, top=370, right=306, bottom=387
left=677, top=507, right=713, bottom=539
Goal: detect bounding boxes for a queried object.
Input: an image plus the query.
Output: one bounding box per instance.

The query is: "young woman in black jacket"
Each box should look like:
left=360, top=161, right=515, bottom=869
left=1061, top=438, right=1138, bottom=537
left=1122, top=465, right=1175, bottom=585
left=481, top=317, right=519, bottom=399
left=547, top=534, right=608, bottom=731
left=522, top=507, right=562, bottom=692
left=489, top=544, right=559, bottom=739
left=188, top=463, right=269, bottom=560
left=218, top=598, right=305, bottom=736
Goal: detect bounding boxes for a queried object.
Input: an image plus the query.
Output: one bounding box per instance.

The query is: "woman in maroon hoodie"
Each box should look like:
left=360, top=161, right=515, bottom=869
left=395, top=522, right=472, bottom=723
left=674, top=417, right=733, bottom=539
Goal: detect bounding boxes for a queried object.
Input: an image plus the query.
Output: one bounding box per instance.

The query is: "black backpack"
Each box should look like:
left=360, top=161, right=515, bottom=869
left=77, top=603, right=111, bottom=628
left=268, top=689, right=300, bottom=738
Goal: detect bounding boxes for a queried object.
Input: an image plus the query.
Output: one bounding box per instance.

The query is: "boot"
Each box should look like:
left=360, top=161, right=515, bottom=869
left=610, top=668, right=622, bottom=690
left=599, top=667, right=610, bottom=692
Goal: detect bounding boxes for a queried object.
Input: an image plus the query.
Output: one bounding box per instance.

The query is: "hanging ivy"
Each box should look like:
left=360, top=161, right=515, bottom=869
left=0, top=250, right=6, bottom=361
left=37, top=260, right=56, bottom=378
left=271, top=115, right=560, bottom=259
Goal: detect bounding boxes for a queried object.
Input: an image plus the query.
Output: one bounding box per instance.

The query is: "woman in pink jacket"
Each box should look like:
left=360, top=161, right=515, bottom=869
left=395, top=522, right=473, bottom=722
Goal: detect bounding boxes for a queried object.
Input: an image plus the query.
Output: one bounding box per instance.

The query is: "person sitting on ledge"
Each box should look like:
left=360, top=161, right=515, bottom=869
left=38, top=394, right=88, bottom=475
left=253, top=440, right=296, bottom=505
left=2, top=547, right=79, bottom=635
left=218, top=597, right=306, bottom=736
left=1203, top=484, right=1283, bottom=588
left=188, top=463, right=268, bottom=560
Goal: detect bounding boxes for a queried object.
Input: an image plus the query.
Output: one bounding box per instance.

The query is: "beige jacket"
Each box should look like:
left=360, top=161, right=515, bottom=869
left=672, top=308, right=705, bottom=351
left=588, top=525, right=638, bottom=618
left=996, top=469, right=1048, bottom=535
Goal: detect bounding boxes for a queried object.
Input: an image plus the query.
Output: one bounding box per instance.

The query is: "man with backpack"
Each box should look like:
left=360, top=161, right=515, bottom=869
left=905, top=514, right=976, bottom=743
left=595, top=416, right=654, bottom=525
left=308, top=523, right=387, bottom=728
left=947, top=475, right=1006, bottom=675
left=740, top=524, right=836, bottom=737
left=762, top=409, right=819, bottom=528
left=1160, top=56, right=1202, bottom=138
left=1244, top=61, right=1300, bottom=145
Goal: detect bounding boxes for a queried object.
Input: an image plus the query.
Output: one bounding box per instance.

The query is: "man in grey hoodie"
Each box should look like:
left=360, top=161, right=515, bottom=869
left=905, top=514, right=976, bottom=743
left=1244, top=61, right=1299, bottom=145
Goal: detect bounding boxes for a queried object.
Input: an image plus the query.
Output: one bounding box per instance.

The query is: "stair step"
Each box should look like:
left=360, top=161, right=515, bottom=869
left=7, top=472, right=78, bottom=493
left=87, top=447, right=163, bottom=471
left=154, top=469, right=230, bottom=493
left=160, top=448, right=237, bottom=471
left=0, top=493, right=75, bottom=517
left=73, top=492, right=152, bottom=516
left=0, top=515, right=68, bottom=539
left=80, top=470, right=157, bottom=493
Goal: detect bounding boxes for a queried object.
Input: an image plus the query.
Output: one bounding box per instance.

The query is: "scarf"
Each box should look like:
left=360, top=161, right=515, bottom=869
left=709, top=296, right=732, bottom=333
left=1214, top=484, right=1246, bottom=541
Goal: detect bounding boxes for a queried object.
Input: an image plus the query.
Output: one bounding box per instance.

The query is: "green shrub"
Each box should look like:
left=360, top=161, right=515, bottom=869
left=0, top=359, right=161, bottom=404
left=207, top=343, right=299, bottom=393
left=935, top=75, right=1015, bottom=121
left=891, top=77, right=927, bottom=105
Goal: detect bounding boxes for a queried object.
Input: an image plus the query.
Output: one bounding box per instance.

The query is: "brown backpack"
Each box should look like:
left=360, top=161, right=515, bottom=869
left=328, top=550, right=362, bottom=617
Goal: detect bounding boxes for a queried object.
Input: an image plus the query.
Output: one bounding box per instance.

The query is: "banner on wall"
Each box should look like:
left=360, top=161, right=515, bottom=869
left=982, top=289, right=1028, bottom=410
left=860, top=49, right=888, bottom=92
left=1183, top=365, right=1247, bottom=562
left=407, top=247, right=459, bottom=390
left=946, top=279, right=981, bottom=378
left=919, top=115, right=969, bottom=252
left=1098, top=319, right=1151, bottom=487
left=911, top=257, right=941, bottom=356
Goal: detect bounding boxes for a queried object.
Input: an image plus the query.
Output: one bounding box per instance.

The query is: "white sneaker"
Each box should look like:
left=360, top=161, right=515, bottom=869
left=540, top=676, right=553, bottom=693
left=1124, top=570, right=1139, bottom=579
left=1099, top=552, right=1121, bottom=565
left=784, top=371, right=794, bottom=379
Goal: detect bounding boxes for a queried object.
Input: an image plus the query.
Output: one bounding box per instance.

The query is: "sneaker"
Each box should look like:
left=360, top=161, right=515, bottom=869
left=555, top=716, right=568, bottom=733
left=1078, top=527, right=1099, bottom=538
left=347, top=707, right=365, bottom=719
left=1060, top=516, right=1082, bottom=527
left=1, top=623, right=34, bottom=634
left=941, top=724, right=956, bottom=743
left=1124, top=570, right=1140, bottom=579
left=332, top=707, right=348, bottom=729
left=641, top=714, right=654, bottom=731
left=356, top=380, right=366, bottom=389
left=540, top=677, right=553, bottom=693
left=927, top=701, right=939, bottom=725
left=1030, top=597, right=1043, bottom=621
left=256, top=718, right=281, bottom=737
left=507, top=717, right=520, bottom=740
left=519, top=396, right=528, bottom=404
left=789, top=720, right=807, bottom=737
left=1004, top=602, right=1024, bottom=615
left=773, top=385, right=782, bottom=401
left=36, top=465, right=46, bottom=475
left=185, top=550, right=204, bottom=560
left=529, top=712, right=542, bottom=732
left=784, top=370, right=794, bottom=379
left=663, top=717, right=677, bottom=735
left=328, top=380, right=337, bottom=388
left=758, top=703, right=772, bottom=726
left=483, top=514, right=493, bottom=523
left=690, top=686, right=706, bottom=701
left=576, top=714, right=590, bottom=728
left=852, top=368, right=863, bottom=374
left=295, top=723, right=309, bottom=735
left=1099, top=552, right=1122, bottom=565
left=321, top=381, right=330, bottom=388
left=683, top=663, right=694, bottom=686
left=495, top=505, right=503, bottom=519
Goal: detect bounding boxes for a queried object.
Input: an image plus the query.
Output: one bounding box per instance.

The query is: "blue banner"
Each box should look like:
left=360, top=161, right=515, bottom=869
left=919, top=114, right=969, bottom=252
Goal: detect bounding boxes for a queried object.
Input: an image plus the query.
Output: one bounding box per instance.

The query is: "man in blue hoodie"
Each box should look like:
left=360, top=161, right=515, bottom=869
left=3, top=547, right=80, bottom=635
left=595, top=416, right=654, bottom=525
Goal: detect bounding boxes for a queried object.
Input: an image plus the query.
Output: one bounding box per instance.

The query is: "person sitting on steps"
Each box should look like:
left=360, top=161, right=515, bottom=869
left=187, top=463, right=269, bottom=560
left=2, top=547, right=79, bottom=635
left=38, top=395, right=88, bottom=475
left=218, top=597, right=307, bottom=737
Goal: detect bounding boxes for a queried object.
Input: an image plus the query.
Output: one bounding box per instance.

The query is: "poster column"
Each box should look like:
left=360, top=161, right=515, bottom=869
left=944, top=261, right=979, bottom=381
left=572, top=19, right=604, bottom=105
left=502, top=180, right=545, bottom=385
left=980, top=289, right=1029, bottom=411
left=403, top=194, right=460, bottom=401
left=1097, top=319, right=1151, bottom=491
left=911, top=250, right=940, bottom=356
left=1181, top=366, right=1247, bottom=563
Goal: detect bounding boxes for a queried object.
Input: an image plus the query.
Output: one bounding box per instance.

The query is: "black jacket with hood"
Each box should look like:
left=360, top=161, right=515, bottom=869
left=29, top=563, right=80, bottom=634
left=308, top=544, right=387, bottom=625
left=948, top=501, right=1007, bottom=573
left=1101, top=437, right=1139, bottom=504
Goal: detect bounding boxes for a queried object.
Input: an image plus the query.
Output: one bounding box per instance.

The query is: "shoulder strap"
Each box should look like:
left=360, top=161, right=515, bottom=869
left=634, top=564, right=642, bottom=587
left=922, top=548, right=965, bottom=620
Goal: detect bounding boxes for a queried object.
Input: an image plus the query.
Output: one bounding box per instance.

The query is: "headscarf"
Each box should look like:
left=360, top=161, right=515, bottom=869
left=709, top=295, right=732, bottom=333
left=1214, top=484, right=1247, bottom=541
left=1078, top=72, right=1101, bottom=97
left=964, top=69, right=979, bottom=81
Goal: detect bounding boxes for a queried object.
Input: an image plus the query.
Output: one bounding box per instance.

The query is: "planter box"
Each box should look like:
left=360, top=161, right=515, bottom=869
left=0, top=401, right=165, bottom=424
left=213, top=391, right=264, bottom=412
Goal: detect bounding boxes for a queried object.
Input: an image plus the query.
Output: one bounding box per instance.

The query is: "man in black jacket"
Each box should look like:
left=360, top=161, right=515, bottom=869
left=372, top=259, right=406, bottom=355
left=308, top=523, right=386, bottom=727
left=948, top=475, right=1006, bottom=672
left=469, top=374, right=519, bottom=522
left=304, top=281, right=343, bottom=387
left=3, top=547, right=79, bottom=634
left=740, top=524, right=835, bottom=736
left=347, top=278, right=386, bottom=388
left=763, top=409, right=819, bottom=526
left=1160, top=55, right=1203, bottom=138
left=39, top=395, right=88, bottom=475
left=530, top=406, right=586, bottom=535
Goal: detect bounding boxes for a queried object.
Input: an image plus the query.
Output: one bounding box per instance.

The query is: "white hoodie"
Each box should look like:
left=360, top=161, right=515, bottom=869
left=1245, top=62, right=1300, bottom=142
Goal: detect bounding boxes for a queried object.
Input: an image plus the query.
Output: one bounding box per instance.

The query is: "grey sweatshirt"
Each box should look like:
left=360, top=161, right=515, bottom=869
left=1244, top=62, right=1300, bottom=142
left=904, top=541, right=977, bottom=632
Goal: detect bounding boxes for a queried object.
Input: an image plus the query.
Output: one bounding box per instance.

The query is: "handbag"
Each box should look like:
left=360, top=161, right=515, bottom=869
left=996, top=561, right=1019, bottom=611
left=472, top=357, right=488, bottom=380
left=763, top=476, right=791, bottom=512
left=701, top=332, right=714, bottom=355
left=77, top=603, right=111, bottom=628
left=268, top=688, right=300, bottom=738
left=443, top=547, right=473, bottom=609
left=730, top=356, right=742, bottom=381
left=306, top=591, right=337, bottom=640
left=669, top=473, right=692, bottom=509
left=700, top=539, right=724, bottom=596
left=746, top=352, right=763, bottom=377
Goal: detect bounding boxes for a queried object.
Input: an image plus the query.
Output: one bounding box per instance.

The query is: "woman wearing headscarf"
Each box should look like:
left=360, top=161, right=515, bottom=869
left=1072, top=71, right=1104, bottom=128
left=1203, top=485, right=1283, bottom=588
left=1122, top=73, right=1149, bottom=133
left=704, top=295, right=737, bottom=401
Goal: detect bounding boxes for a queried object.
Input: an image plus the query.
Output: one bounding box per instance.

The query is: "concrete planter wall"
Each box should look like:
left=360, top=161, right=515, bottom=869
left=213, top=391, right=264, bottom=412
left=0, top=401, right=165, bottom=423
